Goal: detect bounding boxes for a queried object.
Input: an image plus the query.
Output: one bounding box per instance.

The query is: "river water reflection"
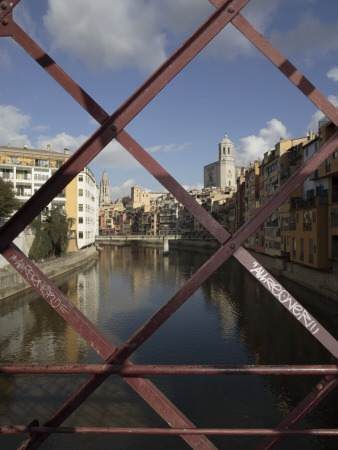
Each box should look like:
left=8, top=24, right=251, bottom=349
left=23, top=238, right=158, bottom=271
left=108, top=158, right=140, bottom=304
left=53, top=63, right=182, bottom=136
left=0, top=245, right=337, bottom=449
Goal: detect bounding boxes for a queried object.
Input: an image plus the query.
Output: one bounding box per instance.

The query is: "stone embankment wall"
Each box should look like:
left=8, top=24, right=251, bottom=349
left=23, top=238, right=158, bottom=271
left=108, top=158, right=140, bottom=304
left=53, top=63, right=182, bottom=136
left=248, top=251, right=338, bottom=303
left=172, top=239, right=338, bottom=303
left=0, top=245, right=99, bottom=301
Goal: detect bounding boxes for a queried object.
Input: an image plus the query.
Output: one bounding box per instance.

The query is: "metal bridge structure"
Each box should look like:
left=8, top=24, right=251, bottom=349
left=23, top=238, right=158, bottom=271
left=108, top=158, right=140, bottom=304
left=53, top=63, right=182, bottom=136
left=0, top=0, right=338, bottom=448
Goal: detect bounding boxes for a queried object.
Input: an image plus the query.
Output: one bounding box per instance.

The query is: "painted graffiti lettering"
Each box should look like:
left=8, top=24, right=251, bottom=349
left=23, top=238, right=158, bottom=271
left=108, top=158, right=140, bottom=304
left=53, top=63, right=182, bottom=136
left=250, top=262, right=319, bottom=335
left=9, top=255, right=68, bottom=315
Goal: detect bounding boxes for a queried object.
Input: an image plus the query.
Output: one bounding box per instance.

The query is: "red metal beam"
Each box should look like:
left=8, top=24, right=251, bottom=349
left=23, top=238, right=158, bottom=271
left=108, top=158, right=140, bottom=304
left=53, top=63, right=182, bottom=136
left=256, top=375, right=338, bottom=449
left=0, top=0, right=251, bottom=253
left=109, top=130, right=338, bottom=366
left=1, top=1, right=337, bottom=448
left=1, top=364, right=337, bottom=376
left=231, top=13, right=338, bottom=128
left=2, top=426, right=338, bottom=436
left=5, top=6, right=337, bottom=361
left=3, top=245, right=216, bottom=450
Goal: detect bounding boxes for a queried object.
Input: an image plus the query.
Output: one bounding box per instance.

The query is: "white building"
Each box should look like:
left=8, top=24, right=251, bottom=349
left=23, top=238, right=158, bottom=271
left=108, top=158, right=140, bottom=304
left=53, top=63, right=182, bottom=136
left=0, top=145, right=69, bottom=267
left=0, top=144, right=69, bottom=212
left=204, top=134, right=243, bottom=191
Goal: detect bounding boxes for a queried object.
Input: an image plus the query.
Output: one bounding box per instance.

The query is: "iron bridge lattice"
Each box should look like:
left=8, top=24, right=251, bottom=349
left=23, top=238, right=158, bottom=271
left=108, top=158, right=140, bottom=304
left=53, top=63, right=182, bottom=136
left=0, top=0, right=338, bottom=449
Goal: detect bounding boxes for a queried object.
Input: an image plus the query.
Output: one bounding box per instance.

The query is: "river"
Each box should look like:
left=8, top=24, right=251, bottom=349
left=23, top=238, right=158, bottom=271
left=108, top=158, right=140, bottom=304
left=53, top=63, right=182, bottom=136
left=0, top=245, right=337, bottom=449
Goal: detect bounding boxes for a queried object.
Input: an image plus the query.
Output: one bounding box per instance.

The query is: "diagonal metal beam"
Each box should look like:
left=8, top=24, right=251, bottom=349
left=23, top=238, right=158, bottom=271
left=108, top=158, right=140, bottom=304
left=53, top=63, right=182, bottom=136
left=255, top=375, right=338, bottom=450
left=1, top=0, right=336, bottom=446
left=209, top=3, right=338, bottom=127
left=9, top=19, right=335, bottom=356
left=3, top=246, right=216, bottom=450
left=108, top=130, right=338, bottom=365
left=3, top=4, right=338, bottom=447
left=0, top=0, right=251, bottom=253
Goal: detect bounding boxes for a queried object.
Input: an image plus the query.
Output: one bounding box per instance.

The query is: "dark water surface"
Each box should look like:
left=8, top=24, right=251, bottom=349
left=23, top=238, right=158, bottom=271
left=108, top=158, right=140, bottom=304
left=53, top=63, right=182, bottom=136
left=0, top=245, right=337, bottom=449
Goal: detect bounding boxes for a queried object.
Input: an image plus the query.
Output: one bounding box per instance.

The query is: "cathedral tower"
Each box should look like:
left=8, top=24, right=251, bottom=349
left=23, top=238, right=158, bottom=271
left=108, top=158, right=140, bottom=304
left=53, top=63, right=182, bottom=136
left=204, top=133, right=236, bottom=190
left=99, top=171, right=111, bottom=205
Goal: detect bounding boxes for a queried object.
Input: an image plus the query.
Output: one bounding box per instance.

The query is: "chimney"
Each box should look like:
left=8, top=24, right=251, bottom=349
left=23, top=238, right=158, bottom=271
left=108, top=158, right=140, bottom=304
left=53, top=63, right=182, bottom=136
left=64, top=148, right=70, bottom=155
left=46, top=144, right=51, bottom=151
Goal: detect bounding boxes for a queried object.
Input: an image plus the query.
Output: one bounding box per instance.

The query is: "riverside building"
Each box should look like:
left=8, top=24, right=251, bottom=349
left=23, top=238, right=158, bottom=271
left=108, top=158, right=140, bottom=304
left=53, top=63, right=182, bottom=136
left=66, top=167, right=99, bottom=250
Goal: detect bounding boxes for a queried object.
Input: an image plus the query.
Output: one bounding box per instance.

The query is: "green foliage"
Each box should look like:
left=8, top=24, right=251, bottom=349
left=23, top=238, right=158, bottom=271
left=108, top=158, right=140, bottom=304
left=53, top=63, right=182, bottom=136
left=0, top=178, right=20, bottom=222
left=29, top=207, right=73, bottom=261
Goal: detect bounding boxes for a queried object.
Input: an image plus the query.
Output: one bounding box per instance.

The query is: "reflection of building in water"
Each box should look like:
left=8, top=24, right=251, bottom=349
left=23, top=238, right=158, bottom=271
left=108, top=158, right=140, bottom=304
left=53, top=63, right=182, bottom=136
left=0, top=289, right=84, bottom=364
left=76, top=263, right=100, bottom=325
left=201, top=278, right=237, bottom=340
left=99, top=245, right=184, bottom=303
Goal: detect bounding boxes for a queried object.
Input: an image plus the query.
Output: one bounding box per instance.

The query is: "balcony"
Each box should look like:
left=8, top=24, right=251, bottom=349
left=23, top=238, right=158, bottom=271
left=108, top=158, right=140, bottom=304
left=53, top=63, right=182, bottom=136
left=303, top=222, right=312, bottom=231
left=265, top=218, right=279, bottom=228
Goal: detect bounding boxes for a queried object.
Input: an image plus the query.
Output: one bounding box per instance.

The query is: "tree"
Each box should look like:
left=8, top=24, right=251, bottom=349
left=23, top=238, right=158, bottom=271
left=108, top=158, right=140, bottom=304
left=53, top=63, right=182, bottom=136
left=0, top=178, right=20, bottom=223
left=29, top=207, right=73, bottom=261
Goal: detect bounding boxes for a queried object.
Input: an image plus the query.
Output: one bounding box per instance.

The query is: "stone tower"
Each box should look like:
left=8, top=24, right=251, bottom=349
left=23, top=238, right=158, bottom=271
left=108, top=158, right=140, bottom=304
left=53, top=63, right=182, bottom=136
left=204, top=133, right=236, bottom=190
left=99, top=171, right=111, bottom=205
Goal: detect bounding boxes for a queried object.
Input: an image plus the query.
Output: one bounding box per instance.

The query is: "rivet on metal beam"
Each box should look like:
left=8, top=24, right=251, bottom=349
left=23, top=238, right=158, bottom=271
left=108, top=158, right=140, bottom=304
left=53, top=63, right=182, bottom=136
left=227, top=6, right=235, bottom=13
left=27, top=419, right=39, bottom=438
left=1, top=18, right=9, bottom=25
left=0, top=2, right=8, bottom=10
left=229, top=243, right=236, bottom=249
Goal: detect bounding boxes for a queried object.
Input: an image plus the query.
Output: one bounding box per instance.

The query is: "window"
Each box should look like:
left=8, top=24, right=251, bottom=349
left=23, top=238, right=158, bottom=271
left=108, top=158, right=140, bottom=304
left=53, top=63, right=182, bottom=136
left=78, top=204, right=83, bottom=211
left=309, top=239, right=314, bottom=264
left=303, top=210, right=312, bottom=231
left=292, top=238, right=296, bottom=258
left=300, top=238, right=304, bottom=261
left=78, top=217, right=83, bottom=224
left=331, top=208, right=338, bottom=227
left=333, top=178, right=338, bottom=204
left=79, top=231, right=83, bottom=239
left=78, top=189, right=83, bottom=196
left=332, top=236, right=338, bottom=260
left=333, top=151, right=338, bottom=159
left=326, top=157, right=331, bottom=173
left=79, top=175, right=83, bottom=182
left=35, top=159, right=48, bottom=167
left=10, top=156, right=18, bottom=164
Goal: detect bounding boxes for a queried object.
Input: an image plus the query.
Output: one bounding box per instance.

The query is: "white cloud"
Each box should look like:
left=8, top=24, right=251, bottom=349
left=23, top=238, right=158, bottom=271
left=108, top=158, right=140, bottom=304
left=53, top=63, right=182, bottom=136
left=0, top=105, right=31, bottom=147
left=206, top=0, right=282, bottom=61
left=237, top=118, right=290, bottom=165
left=327, top=67, right=338, bottom=82
left=44, top=0, right=169, bottom=73
left=37, top=132, right=87, bottom=153
left=182, top=182, right=204, bottom=192
left=43, top=0, right=214, bottom=74
left=306, top=95, right=338, bottom=132
left=94, top=140, right=142, bottom=169
left=110, top=179, right=135, bottom=201
left=0, top=49, right=12, bottom=70
left=270, top=14, right=338, bottom=58
left=146, top=142, right=192, bottom=153
left=37, top=130, right=143, bottom=169
left=32, top=125, right=50, bottom=132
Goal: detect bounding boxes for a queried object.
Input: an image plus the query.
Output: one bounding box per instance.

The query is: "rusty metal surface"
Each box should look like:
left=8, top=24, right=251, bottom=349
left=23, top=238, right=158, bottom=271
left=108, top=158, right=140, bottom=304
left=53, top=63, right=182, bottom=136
left=0, top=364, right=337, bottom=376
left=256, top=375, right=338, bottom=450
left=0, top=0, right=338, bottom=449
left=2, top=426, right=338, bottom=436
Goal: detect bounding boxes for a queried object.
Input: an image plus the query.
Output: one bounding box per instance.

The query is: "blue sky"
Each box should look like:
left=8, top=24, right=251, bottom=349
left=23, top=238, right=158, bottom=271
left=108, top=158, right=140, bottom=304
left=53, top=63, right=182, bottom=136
left=1, top=0, right=338, bottom=200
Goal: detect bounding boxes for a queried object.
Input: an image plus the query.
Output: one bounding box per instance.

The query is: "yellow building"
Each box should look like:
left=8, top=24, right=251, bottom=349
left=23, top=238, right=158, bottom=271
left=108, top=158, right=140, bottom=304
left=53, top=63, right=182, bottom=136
left=317, top=118, right=338, bottom=261
left=66, top=167, right=99, bottom=251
